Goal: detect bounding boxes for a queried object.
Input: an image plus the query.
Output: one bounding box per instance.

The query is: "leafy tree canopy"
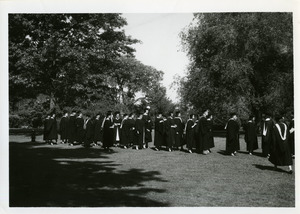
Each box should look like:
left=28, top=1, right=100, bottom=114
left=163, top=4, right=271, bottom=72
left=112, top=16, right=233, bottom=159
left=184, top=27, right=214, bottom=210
left=9, top=14, right=174, bottom=124
left=179, top=13, right=293, bottom=123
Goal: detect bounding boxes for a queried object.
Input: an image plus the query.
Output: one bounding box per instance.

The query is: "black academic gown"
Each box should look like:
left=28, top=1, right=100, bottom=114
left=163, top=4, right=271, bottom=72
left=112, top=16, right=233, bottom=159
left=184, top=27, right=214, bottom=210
left=59, top=116, right=69, bottom=141
left=68, top=115, right=77, bottom=143
left=154, top=117, right=164, bottom=148
left=76, top=117, right=85, bottom=143
left=198, top=116, right=208, bottom=152
left=193, top=120, right=199, bottom=150
left=201, top=117, right=212, bottom=151
left=143, top=114, right=152, bottom=144
left=103, top=118, right=114, bottom=148
left=205, top=119, right=214, bottom=149
left=174, top=117, right=184, bottom=148
left=127, top=118, right=135, bottom=144
left=244, top=121, right=258, bottom=152
left=165, top=117, right=176, bottom=148
left=162, top=119, right=168, bottom=147
left=121, top=118, right=129, bottom=146
left=84, top=119, right=94, bottom=147
left=43, top=118, right=50, bottom=141
left=185, top=119, right=195, bottom=150
left=269, top=123, right=293, bottom=166
left=226, top=119, right=239, bottom=154
left=113, top=118, right=122, bottom=144
left=94, top=118, right=103, bottom=143
left=135, top=118, right=144, bottom=147
left=261, top=119, right=273, bottom=156
left=288, top=119, right=294, bottom=156
left=48, top=117, right=58, bottom=140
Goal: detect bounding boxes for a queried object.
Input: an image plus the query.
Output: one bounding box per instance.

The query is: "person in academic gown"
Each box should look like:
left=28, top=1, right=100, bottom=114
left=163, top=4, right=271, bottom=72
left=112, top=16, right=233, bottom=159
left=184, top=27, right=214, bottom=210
left=93, top=113, right=103, bottom=146
left=48, top=113, right=58, bottom=144
left=268, top=115, right=293, bottom=173
left=143, top=106, right=152, bottom=148
left=43, top=114, right=51, bottom=143
left=154, top=112, right=164, bottom=151
left=165, top=112, right=176, bottom=152
left=204, top=112, right=214, bottom=153
left=120, top=114, right=130, bottom=148
left=134, top=112, right=145, bottom=150
left=288, top=114, right=294, bottom=158
left=193, top=115, right=199, bottom=151
left=244, top=115, right=259, bottom=155
left=197, top=109, right=210, bottom=154
left=197, top=115, right=205, bottom=154
left=261, top=113, right=273, bottom=157
left=225, top=112, right=240, bottom=156
left=113, top=112, right=122, bottom=147
left=68, top=110, right=77, bottom=146
left=59, top=111, right=69, bottom=144
left=75, top=111, right=85, bottom=145
left=185, top=114, right=196, bottom=153
left=127, top=113, right=136, bottom=147
left=174, top=111, right=184, bottom=150
left=102, top=111, right=114, bottom=150
left=83, top=113, right=94, bottom=148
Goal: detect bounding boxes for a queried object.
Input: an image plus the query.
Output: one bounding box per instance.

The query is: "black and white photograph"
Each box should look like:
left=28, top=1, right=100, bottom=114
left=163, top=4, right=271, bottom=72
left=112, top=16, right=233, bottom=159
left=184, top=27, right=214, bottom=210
left=1, top=0, right=299, bottom=213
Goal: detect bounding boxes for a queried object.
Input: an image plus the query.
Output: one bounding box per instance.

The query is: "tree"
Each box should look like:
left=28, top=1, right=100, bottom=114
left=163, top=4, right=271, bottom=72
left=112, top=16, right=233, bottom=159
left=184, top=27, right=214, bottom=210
left=9, top=13, right=175, bottom=124
left=9, top=14, right=139, bottom=110
left=179, top=13, right=293, bottom=124
left=106, top=56, right=163, bottom=105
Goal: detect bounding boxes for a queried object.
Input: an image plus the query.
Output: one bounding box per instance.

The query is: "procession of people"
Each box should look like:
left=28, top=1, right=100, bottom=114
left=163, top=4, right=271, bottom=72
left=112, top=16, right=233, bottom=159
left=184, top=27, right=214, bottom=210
left=43, top=106, right=295, bottom=174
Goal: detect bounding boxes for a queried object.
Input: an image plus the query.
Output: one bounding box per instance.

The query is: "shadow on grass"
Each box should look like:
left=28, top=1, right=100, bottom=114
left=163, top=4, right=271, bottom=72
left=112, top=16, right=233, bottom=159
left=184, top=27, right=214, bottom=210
left=9, top=141, right=168, bottom=207
left=217, top=150, right=229, bottom=156
left=253, top=164, right=288, bottom=173
left=238, top=150, right=266, bottom=158
left=252, top=151, right=267, bottom=158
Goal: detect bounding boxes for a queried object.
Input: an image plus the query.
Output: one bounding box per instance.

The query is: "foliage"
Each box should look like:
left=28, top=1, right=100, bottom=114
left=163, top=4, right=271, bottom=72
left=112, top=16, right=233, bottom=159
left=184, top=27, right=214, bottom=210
left=9, top=13, right=139, bottom=110
left=9, top=14, right=174, bottom=125
left=179, top=13, right=293, bottom=124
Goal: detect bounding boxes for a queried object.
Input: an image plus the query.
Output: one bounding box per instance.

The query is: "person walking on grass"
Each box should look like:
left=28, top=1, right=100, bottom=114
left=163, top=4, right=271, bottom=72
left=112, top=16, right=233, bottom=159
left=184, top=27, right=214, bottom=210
left=165, top=111, right=177, bottom=152
left=48, top=113, right=58, bottom=145
left=127, top=113, right=136, bottom=148
left=244, top=115, right=259, bottom=155
left=205, top=112, right=214, bottom=153
left=93, top=112, right=103, bottom=147
left=134, top=112, right=144, bottom=150
left=261, top=113, right=273, bottom=157
left=102, top=111, right=114, bottom=151
left=185, top=114, right=197, bottom=153
left=143, top=106, right=152, bottom=149
left=43, top=114, right=51, bottom=144
left=269, top=115, right=293, bottom=174
left=174, top=111, right=184, bottom=151
left=154, top=112, right=164, bottom=151
left=83, top=113, right=94, bottom=148
left=225, top=112, right=240, bottom=156
left=59, top=110, right=69, bottom=144
left=120, top=114, right=130, bottom=149
left=75, top=111, right=85, bottom=145
left=113, top=111, right=122, bottom=147
left=288, top=113, right=295, bottom=158
left=68, top=110, right=77, bottom=146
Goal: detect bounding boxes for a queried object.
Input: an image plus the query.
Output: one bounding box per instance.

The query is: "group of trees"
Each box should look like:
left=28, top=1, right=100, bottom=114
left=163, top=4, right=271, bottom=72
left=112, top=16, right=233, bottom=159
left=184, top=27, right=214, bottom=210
left=9, top=14, right=174, bottom=128
left=10, top=13, right=294, bottom=128
left=178, top=13, right=293, bottom=124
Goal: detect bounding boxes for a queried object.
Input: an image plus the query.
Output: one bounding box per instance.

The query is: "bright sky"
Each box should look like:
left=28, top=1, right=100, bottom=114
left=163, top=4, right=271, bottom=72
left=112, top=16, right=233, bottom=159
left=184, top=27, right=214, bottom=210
left=122, top=13, right=194, bottom=103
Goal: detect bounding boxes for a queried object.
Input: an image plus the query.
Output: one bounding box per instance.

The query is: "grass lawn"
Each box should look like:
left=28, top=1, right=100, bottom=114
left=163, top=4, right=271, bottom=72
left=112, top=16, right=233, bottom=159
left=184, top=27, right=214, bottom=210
left=9, top=134, right=295, bottom=207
